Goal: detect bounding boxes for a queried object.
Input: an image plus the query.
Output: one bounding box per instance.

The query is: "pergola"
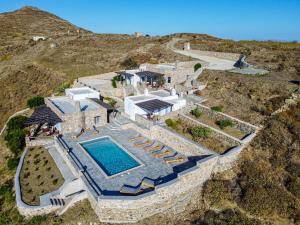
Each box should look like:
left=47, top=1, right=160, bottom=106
left=136, top=99, right=173, bottom=115
left=24, top=105, right=62, bottom=126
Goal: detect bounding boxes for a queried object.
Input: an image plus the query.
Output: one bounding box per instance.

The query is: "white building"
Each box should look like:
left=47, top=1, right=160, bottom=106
left=65, top=87, right=100, bottom=101
left=124, top=89, right=186, bottom=121
left=121, top=70, right=164, bottom=87
left=32, top=36, right=47, bottom=41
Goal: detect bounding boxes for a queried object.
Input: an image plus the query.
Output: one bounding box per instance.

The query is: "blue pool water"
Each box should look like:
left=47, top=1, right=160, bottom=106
left=80, top=137, right=140, bottom=176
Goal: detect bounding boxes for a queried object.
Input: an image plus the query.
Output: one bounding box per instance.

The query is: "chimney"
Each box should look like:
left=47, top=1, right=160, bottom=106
left=75, top=101, right=81, bottom=113
left=171, top=88, right=176, bottom=96
left=144, top=88, right=149, bottom=96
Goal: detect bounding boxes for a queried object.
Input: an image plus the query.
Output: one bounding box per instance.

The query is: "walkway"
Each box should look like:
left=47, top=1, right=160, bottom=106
left=167, top=38, right=237, bottom=71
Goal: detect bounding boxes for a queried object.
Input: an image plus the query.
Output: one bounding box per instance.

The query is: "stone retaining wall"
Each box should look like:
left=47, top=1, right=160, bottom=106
left=93, top=155, right=218, bottom=223
left=25, top=137, right=54, bottom=147
left=15, top=148, right=60, bottom=217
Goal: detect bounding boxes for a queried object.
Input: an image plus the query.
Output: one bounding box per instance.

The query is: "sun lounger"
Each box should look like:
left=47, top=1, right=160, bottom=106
left=164, top=156, right=185, bottom=164
left=128, top=134, right=142, bottom=142
left=120, top=185, right=142, bottom=195
left=141, top=178, right=155, bottom=189
left=152, top=149, right=172, bottom=158
left=144, top=145, right=162, bottom=152
left=134, top=140, right=152, bottom=147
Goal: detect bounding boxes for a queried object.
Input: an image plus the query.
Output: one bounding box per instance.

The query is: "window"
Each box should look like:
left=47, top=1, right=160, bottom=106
left=94, top=116, right=101, bottom=124
left=167, top=77, right=171, bottom=83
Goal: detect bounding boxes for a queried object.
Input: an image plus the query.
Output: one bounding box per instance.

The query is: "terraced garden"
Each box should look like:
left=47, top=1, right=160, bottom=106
left=20, top=146, right=64, bottom=205
left=165, top=118, right=234, bottom=154
left=189, top=107, right=248, bottom=140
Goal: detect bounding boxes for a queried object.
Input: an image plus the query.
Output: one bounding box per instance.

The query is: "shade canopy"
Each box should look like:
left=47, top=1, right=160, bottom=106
left=136, top=99, right=173, bottom=113
left=24, top=105, right=62, bottom=126
left=136, top=71, right=164, bottom=80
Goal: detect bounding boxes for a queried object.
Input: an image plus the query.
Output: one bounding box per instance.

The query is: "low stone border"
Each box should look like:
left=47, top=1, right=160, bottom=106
left=15, top=147, right=60, bottom=217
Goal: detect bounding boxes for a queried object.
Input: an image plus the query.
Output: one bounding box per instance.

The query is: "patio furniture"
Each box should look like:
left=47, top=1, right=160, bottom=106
left=141, top=178, right=155, bottom=189
left=128, top=134, right=142, bottom=142
left=120, top=185, right=142, bottom=195
left=134, top=140, right=153, bottom=147
left=152, top=149, right=172, bottom=158
left=144, top=145, right=163, bottom=152
left=164, top=155, right=185, bottom=164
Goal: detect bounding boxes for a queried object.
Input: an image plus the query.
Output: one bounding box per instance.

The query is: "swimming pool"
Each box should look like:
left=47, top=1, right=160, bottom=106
left=80, top=137, right=141, bottom=176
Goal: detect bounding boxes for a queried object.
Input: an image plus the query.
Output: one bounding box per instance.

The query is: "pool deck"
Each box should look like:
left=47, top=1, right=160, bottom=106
left=60, top=126, right=179, bottom=194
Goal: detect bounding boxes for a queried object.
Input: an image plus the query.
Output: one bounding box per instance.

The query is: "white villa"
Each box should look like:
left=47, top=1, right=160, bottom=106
left=124, top=89, right=186, bottom=120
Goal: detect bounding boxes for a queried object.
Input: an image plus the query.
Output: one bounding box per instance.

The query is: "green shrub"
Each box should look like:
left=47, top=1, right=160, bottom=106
left=189, top=126, right=211, bottom=138
left=7, top=158, right=19, bottom=170
left=1, top=54, right=9, bottom=61
left=191, top=107, right=203, bottom=118
left=104, top=97, right=117, bottom=107
left=194, top=63, right=202, bottom=71
left=27, top=96, right=44, bottom=108
left=113, top=75, right=121, bottom=82
left=121, top=57, right=138, bottom=69
left=111, top=79, right=117, bottom=88
left=55, top=82, right=70, bottom=94
left=0, top=180, right=13, bottom=196
left=211, top=105, right=223, bottom=112
left=165, top=118, right=178, bottom=129
left=156, top=76, right=166, bottom=87
left=217, top=119, right=234, bottom=129
left=6, top=115, right=27, bottom=130
left=27, top=215, right=47, bottom=225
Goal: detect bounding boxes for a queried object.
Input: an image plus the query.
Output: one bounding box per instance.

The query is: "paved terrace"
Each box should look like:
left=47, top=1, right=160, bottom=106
left=56, top=124, right=212, bottom=199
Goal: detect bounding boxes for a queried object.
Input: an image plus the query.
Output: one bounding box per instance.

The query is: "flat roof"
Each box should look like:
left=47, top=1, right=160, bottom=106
left=50, top=97, right=100, bottom=114
left=129, top=95, right=156, bottom=102
left=150, top=90, right=171, bottom=98
left=67, top=87, right=98, bottom=95
left=136, top=99, right=173, bottom=113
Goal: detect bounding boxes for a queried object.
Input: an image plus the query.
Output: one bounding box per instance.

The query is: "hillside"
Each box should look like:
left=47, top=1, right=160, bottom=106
left=0, top=6, right=188, bottom=129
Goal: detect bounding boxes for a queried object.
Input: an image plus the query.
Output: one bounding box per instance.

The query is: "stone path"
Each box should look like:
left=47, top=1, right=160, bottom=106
left=167, top=38, right=236, bottom=71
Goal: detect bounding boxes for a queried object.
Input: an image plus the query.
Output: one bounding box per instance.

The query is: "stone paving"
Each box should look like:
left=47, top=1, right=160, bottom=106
left=61, top=126, right=182, bottom=193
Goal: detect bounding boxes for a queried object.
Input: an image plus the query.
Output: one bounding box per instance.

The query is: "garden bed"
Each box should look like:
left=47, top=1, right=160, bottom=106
left=20, top=146, right=64, bottom=205
left=189, top=107, right=248, bottom=140
left=165, top=118, right=234, bottom=154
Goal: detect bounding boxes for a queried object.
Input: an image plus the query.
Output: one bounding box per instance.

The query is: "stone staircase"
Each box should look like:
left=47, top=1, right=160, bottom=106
left=50, top=197, right=65, bottom=206
left=106, top=120, right=122, bottom=131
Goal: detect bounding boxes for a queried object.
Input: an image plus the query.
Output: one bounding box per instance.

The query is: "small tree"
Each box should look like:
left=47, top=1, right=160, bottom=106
left=7, top=115, right=27, bottom=130
left=5, top=129, right=25, bottom=156
left=194, top=63, right=202, bottom=72
left=27, top=96, right=44, bottom=108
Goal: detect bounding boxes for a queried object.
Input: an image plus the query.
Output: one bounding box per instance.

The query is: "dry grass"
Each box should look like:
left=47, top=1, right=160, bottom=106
left=20, top=146, right=64, bottom=205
